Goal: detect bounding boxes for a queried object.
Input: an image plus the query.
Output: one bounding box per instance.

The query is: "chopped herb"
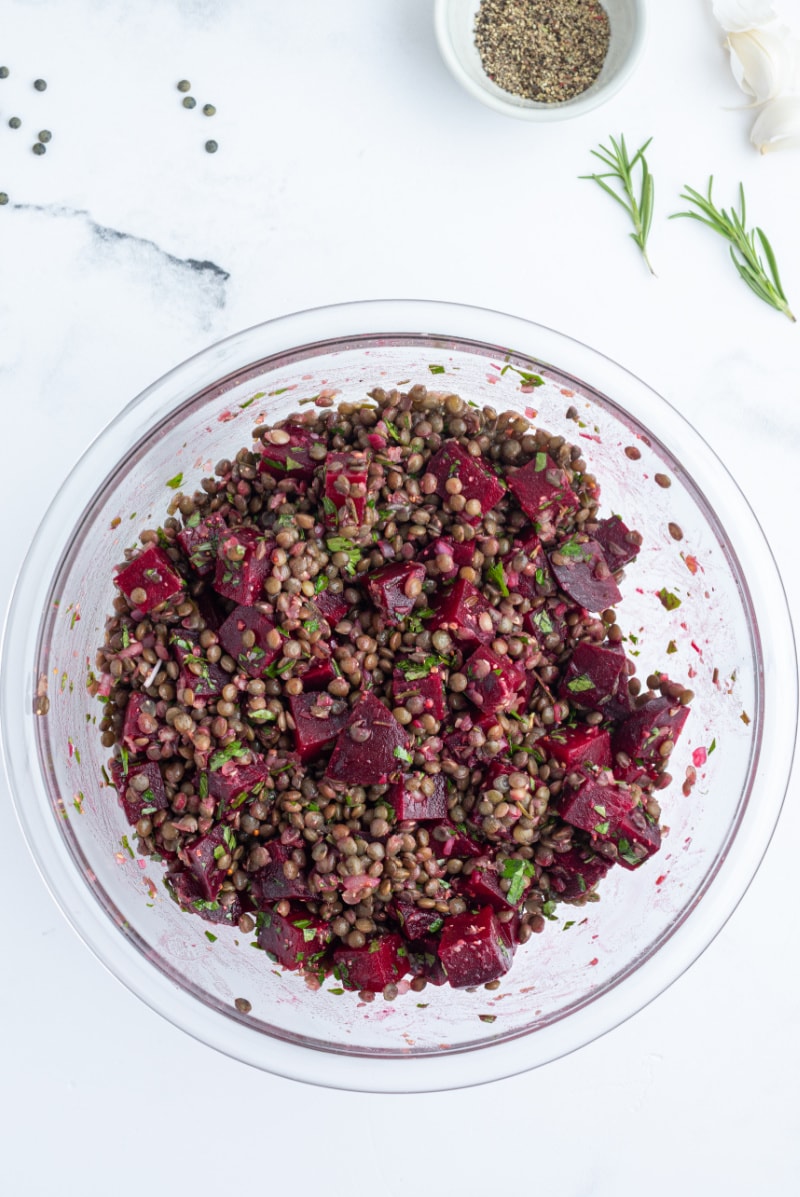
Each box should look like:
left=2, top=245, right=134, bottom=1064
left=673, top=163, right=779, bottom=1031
left=479, top=1014, right=497, bottom=1023
left=485, top=560, right=509, bottom=598
left=204, top=930, right=218, bottom=942
left=304, top=619, right=320, bottom=633
left=326, top=536, right=362, bottom=574
left=666, top=639, right=678, bottom=654
left=594, top=820, right=610, bottom=835
left=428, top=917, right=444, bottom=933
left=428, top=364, right=446, bottom=374
left=248, top=708, right=277, bottom=723
left=501, top=857, right=535, bottom=904
left=563, top=920, right=576, bottom=931
left=302, top=927, right=316, bottom=943
left=534, top=451, right=547, bottom=471
left=120, top=745, right=129, bottom=776
left=541, top=900, right=558, bottom=920
left=192, top=898, right=221, bottom=913
left=120, top=834, right=134, bottom=859
left=559, top=538, right=585, bottom=560
left=285, top=455, right=304, bottom=471
left=239, top=392, right=265, bottom=410
left=617, top=838, right=641, bottom=866
left=658, top=587, right=682, bottom=611
left=328, top=987, right=345, bottom=995
left=385, top=421, right=401, bottom=441
left=393, top=745, right=413, bottom=765
left=567, top=673, right=594, bottom=693
left=314, top=573, right=329, bottom=593
left=121, top=625, right=130, bottom=649
left=166, top=472, right=184, bottom=489
left=265, top=657, right=294, bottom=678
left=535, top=567, right=546, bottom=585
left=223, top=826, right=236, bottom=852
left=709, top=738, right=717, bottom=754
left=209, top=740, right=248, bottom=771
left=198, top=772, right=209, bottom=799
left=396, top=654, right=446, bottom=681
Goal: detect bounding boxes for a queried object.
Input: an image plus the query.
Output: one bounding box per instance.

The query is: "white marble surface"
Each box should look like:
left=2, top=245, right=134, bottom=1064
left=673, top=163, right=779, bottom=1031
left=1, top=0, right=799, bottom=1192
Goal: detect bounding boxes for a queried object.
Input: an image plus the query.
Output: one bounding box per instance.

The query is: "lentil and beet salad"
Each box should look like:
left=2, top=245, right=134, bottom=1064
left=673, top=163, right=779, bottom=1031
left=96, top=384, right=691, bottom=998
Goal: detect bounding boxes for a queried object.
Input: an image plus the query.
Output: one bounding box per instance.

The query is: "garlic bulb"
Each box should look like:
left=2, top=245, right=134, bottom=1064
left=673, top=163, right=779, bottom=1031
left=750, top=93, right=800, bottom=151
left=727, top=28, right=798, bottom=104
left=712, top=1, right=778, bottom=33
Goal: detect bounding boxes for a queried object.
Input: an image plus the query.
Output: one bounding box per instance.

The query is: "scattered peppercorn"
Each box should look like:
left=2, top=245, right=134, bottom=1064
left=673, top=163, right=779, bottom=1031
left=0, top=67, right=9, bottom=79
left=182, top=95, right=196, bottom=109
left=177, top=79, right=191, bottom=92
left=205, top=139, right=218, bottom=153
left=8, top=116, right=21, bottom=129
left=202, top=103, right=216, bottom=116
left=32, top=141, right=46, bottom=155
left=38, top=129, right=52, bottom=143
left=33, top=78, right=47, bottom=91
left=0, top=192, right=8, bottom=205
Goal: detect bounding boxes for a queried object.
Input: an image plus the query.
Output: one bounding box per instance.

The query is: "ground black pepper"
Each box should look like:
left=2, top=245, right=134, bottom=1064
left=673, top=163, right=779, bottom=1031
left=474, top=0, right=610, bottom=103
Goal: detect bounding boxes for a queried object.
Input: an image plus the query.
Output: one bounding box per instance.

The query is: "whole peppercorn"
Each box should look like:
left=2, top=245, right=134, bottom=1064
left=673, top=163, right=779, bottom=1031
left=38, top=129, right=52, bottom=143
left=33, top=78, right=47, bottom=91
left=32, top=141, right=46, bottom=155
left=205, top=139, right=218, bottom=153
left=182, top=95, right=196, bottom=109
left=202, top=103, right=216, bottom=116
left=0, top=192, right=9, bottom=205
left=177, top=79, right=191, bottom=92
left=0, top=67, right=9, bottom=79
left=8, top=116, right=21, bottom=129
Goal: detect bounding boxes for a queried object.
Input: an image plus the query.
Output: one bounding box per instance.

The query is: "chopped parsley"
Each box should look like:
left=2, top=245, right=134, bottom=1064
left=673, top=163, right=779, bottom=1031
left=209, top=740, right=248, bottom=771
left=501, top=857, right=535, bottom=904
left=393, top=745, right=413, bottom=765
left=428, top=364, right=446, bottom=375
left=314, top=573, right=329, bottom=593
left=165, top=472, right=184, bottom=490
left=485, top=560, right=509, bottom=597
left=658, top=587, right=682, bottom=611
left=567, top=673, right=594, bottom=693
left=534, top=451, right=547, bottom=472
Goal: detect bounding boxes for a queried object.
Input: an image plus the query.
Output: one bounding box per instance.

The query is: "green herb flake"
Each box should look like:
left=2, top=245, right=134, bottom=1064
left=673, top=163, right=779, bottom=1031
left=658, top=587, right=682, bottom=611
left=594, top=820, right=610, bottom=835
left=204, top=930, right=218, bottom=942
left=209, top=740, right=248, bottom=771
left=541, top=900, right=558, bottom=921
left=666, top=639, right=678, bottom=654
left=314, top=573, right=330, bottom=593
left=328, top=987, right=345, bottom=995
left=165, top=472, right=184, bottom=490
left=501, top=857, right=535, bottom=905
left=567, top=673, right=594, bottom=693
left=479, top=1014, right=497, bottom=1024
left=562, top=920, right=576, bottom=931
left=120, top=834, right=134, bottom=859
left=428, top=364, right=446, bottom=375
left=486, top=560, right=509, bottom=598
left=531, top=609, right=553, bottom=635
left=709, top=738, right=717, bottom=754
left=534, top=451, right=547, bottom=472
left=393, top=745, right=413, bottom=765
left=239, top=391, right=265, bottom=410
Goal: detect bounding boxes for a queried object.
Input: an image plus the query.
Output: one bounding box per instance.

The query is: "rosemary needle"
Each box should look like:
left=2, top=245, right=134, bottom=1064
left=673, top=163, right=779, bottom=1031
left=581, top=134, right=655, bottom=275
left=671, top=178, right=795, bottom=322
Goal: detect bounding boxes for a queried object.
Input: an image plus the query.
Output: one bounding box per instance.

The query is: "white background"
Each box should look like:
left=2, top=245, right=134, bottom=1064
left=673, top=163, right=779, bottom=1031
left=1, top=1, right=799, bottom=1193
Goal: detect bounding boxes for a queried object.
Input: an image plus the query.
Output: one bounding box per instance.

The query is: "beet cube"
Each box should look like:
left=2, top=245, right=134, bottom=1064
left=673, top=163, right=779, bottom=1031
left=115, top=545, right=184, bottom=613
left=558, top=640, right=629, bottom=716
left=288, top=692, right=351, bottom=762
left=109, top=758, right=167, bottom=826
left=612, top=696, right=690, bottom=769
left=392, top=663, right=447, bottom=722
left=503, top=532, right=556, bottom=601
left=557, top=771, right=636, bottom=838
left=323, top=449, right=371, bottom=529
left=438, top=906, right=513, bottom=988
left=207, top=755, right=270, bottom=812
left=481, top=760, right=515, bottom=791
left=387, top=772, right=448, bottom=821
left=407, top=943, right=449, bottom=986
left=426, top=440, right=505, bottom=524
left=311, top=587, right=349, bottom=625
left=177, top=660, right=229, bottom=699
left=179, top=824, right=232, bottom=901
left=121, top=692, right=159, bottom=754
left=463, top=645, right=525, bottom=716
left=325, top=692, right=410, bottom=785
left=213, top=527, right=272, bottom=605
left=365, top=561, right=427, bottom=625
left=167, top=868, right=246, bottom=925
left=541, top=725, right=612, bottom=771
left=549, top=536, right=622, bottom=612
left=611, top=806, right=662, bottom=869
left=430, top=819, right=483, bottom=859
left=443, top=715, right=509, bottom=766
left=250, top=842, right=313, bottom=904
left=429, top=579, right=496, bottom=646
left=333, top=934, right=408, bottom=992
left=522, top=600, right=573, bottom=651
left=256, top=904, right=331, bottom=971
left=169, top=627, right=202, bottom=666
left=548, top=848, right=613, bottom=898
left=460, top=863, right=521, bottom=911
left=177, top=511, right=230, bottom=576
left=393, top=902, right=446, bottom=941
left=592, top=515, right=641, bottom=570
left=259, top=428, right=318, bottom=482
left=507, top=454, right=579, bottom=522
left=298, top=658, right=337, bottom=691
left=218, top=605, right=281, bottom=678
left=421, top=536, right=476, bottom=581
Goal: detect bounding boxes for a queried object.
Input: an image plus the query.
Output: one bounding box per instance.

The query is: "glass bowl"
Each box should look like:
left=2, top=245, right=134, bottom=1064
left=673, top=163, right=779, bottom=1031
left=434, top=0, right=646, bottom=121
left=1, top=300, right=795, bottom=1093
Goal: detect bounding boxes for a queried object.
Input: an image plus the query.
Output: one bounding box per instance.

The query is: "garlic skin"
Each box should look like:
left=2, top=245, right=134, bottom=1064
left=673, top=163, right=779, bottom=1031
left=750, top=93, right=800, bottom=151
left=726, top=28, right=798, bottom=104
left=712, top=1, right=778, bottom=33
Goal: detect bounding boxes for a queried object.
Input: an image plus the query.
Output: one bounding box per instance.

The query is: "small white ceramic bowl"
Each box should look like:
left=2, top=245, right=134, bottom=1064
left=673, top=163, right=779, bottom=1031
left=435, top=0, right=646, bottom=120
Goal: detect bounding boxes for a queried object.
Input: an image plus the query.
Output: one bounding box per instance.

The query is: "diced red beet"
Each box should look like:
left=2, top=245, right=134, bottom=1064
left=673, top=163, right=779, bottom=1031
left=115, top=545, right=184, bottom=613
left=333, top=933, right=408, bottom=992
left=169, top=627, right=202, bottom=666
left=392, top=664, right=447, bottom=722
left=325, top=692, right=410, bottom=785
left=611, top=806, right=662, bottom=869
left=557, top=771, right=636, bottom=838
left=109, top=758, right=167, bottom=826
left=463, top=645, right=525, bottom=715
left=177, top=660, right=229, bottom=699
left=407, top=939, right=449, bottom=987
left=430, top=819, right=483, bottom=859
left=311, top=587, right=349, bottom=625
left=207, top=755, right=270, bottom=812
left=592, top=515, right=641, bottom=570
left=298, top=658, right=337, bottom=691
left=522, top=599, right=573, bottom=649
left=443, top=713, right=509, bottom=765
left=167, top=868, right=247, bottom=925
left=218, top=605, right=281, bottom=678
left=365, top=561, right=427, bottom=625
left=393, top=901, right=446, bottom=941
left=612, top=696, right=690, bottom=769
left=548, top=848, right=613, bottom=898
left=177, top=512, right=230, bottom=576
left=121, top=691, right=159, bottom=754
left=541, top=725, right=612, bottom=771
left=250, top=842, right=313, bottom=904
left=507, top=453, right=579, bottom=523
left=387, top=772, right=448, bottom=821
left=426, top=439, right=505, bottom=523
left=429, top=579, right=496, bottom=646
left=288, top=692, right=351, bottom=762
left=460, top=862, right=522, bottom=911
left=503, top=532, right=557, bottom=601
left=195, top=586, right=226, bottom=631
left=258, top=428, right=318, bottom=482
left=213, top=527, right=272, bottom=605
left=256, top=904, right=331, bottom=971
left=420, top=536, right=476, bottom=581
left=613, top=758, right=651, bottom=786
left=323, top=449, right=371, bottom=529
left=481, top=760, right=515, bottom=791
left=558, top=640, right=629, bottom=717
left=179, top=824, right=231, bottom=900
left=438, top=906, right=513, bottom=988
left=549, top=536, right=622, bottom=612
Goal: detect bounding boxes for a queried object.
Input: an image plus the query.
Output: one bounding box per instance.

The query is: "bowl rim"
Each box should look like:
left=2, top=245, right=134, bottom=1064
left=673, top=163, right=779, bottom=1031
left=434, top=0, right=648, bottom=121
left=1, top=298, right=796, bottom=1092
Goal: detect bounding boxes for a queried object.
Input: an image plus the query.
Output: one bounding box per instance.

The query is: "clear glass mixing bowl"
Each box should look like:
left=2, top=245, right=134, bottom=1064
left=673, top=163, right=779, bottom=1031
left=1, top=300, right=795, bottom=1092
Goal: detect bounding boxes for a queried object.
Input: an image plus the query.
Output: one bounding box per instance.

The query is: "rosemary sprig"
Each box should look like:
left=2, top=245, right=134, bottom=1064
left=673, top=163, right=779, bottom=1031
left=580, top=134, right=655, bottom=275
left=671, top=178, right=794, bottom=322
